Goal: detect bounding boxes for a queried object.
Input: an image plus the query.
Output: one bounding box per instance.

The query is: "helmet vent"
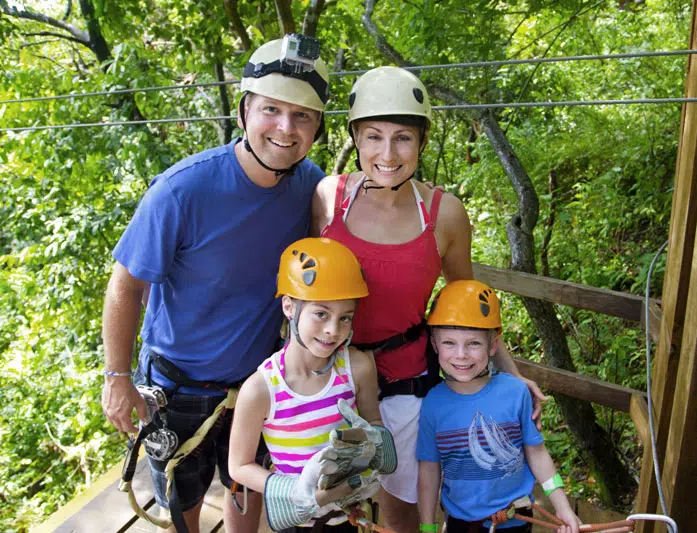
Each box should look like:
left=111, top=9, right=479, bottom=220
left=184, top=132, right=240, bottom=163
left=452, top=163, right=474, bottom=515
left=302, top=258, right=316, bottom=269
left=300, top=252, right=308, bottom=262
left=302, top=270, right=316, bottom=286
left=413, top=88, right=424, bottom=104
left=349, top=92, right=356, bottom=108
left=479, top=290, right=492, bottom=317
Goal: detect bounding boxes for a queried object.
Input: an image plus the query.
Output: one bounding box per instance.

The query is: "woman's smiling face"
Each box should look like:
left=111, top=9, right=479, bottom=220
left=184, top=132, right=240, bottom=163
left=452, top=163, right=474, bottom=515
left=354, top=120, right=422, bottom=186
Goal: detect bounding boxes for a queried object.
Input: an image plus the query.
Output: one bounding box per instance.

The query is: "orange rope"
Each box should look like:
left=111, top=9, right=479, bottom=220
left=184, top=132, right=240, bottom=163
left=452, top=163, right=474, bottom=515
left=488, top=500, right=637, bottom=532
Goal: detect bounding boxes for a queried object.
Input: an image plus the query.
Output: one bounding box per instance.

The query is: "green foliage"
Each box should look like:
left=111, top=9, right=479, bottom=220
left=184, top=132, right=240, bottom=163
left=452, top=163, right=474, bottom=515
left=0, top=0, right=691, bottom=527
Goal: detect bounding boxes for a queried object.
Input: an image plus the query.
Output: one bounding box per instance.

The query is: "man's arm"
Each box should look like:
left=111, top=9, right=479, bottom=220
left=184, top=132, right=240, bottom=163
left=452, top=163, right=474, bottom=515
left=101, top=262, right=148, bottom=433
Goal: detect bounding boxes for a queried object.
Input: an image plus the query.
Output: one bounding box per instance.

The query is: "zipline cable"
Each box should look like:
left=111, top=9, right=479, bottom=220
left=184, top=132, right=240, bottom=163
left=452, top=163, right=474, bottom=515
left=3, top=97, right=697, bottom=134
left=0, top=49, right=695, bottom=106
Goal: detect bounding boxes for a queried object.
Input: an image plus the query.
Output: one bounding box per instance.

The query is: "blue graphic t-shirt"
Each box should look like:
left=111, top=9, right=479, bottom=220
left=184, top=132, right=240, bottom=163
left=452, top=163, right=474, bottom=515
left=417, top=373, right=544, bottom=526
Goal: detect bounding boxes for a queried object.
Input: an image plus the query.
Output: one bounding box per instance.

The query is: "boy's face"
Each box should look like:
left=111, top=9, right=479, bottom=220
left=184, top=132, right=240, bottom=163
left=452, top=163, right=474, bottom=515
left=432, top=328, right=498, bottom=383
left=283, top=296, right=356, bottom=359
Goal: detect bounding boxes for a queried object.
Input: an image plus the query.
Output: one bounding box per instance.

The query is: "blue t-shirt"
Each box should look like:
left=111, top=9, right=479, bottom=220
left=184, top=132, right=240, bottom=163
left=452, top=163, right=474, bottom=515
left=417, top=373, right=544, bottom=527
left=113, top=139, right=325, bottom=388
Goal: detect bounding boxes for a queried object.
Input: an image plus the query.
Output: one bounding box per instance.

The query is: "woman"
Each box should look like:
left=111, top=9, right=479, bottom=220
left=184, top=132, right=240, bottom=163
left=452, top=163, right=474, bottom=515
left=311, top=66, right=544, bottom=533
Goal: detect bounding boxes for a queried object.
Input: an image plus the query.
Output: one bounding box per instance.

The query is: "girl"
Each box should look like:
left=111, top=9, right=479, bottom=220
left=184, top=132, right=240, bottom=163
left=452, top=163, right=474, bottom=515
left=228, top=237, right=396, bottom=532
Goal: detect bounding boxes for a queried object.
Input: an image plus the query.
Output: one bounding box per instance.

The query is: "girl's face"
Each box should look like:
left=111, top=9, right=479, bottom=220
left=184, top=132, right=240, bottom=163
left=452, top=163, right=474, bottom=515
left=354, top=121, right=423, bottom=187
left=283, top=297, right=357, bottom=358
left=432, top=328, right=497, bottom=383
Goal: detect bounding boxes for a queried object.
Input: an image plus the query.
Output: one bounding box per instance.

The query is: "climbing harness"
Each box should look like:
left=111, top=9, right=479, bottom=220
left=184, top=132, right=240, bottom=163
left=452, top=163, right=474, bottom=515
left=118, top=355, right=242, bottom=532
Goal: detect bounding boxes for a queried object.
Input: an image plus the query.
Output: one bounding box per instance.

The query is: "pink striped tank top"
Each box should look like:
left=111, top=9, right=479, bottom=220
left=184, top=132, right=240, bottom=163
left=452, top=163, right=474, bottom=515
left=260, top=345, right=357, bottom=475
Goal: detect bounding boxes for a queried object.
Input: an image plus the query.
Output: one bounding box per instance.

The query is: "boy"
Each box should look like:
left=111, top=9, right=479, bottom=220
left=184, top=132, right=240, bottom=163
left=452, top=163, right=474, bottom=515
left=417, top=280, right=580, bottom=533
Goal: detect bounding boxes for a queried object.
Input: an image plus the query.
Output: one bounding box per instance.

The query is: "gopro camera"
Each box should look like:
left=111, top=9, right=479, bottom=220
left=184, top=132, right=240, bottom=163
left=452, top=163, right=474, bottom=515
left=281, top=33, right=321, bottom=74
left=136, top=385, right=179, bottom=461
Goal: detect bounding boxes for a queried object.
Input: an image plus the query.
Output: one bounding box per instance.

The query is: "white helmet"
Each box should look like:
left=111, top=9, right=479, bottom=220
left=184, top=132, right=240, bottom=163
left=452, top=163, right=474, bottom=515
left=241, top=36, right=329, bottom=112
left=348, top=66, right=431, bottom=128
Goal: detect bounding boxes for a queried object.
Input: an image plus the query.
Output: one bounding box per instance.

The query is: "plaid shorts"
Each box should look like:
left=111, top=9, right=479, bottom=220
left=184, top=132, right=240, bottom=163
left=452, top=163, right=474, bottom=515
left=145, top=392, right=268, bottom=511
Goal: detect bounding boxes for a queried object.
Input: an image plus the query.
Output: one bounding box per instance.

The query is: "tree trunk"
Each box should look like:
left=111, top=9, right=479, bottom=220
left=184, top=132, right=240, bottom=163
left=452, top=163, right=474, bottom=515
left=274, top=0, right=296, bottom=36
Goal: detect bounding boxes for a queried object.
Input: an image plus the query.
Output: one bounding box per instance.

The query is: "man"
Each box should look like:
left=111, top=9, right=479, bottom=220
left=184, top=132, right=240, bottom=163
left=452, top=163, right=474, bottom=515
left=102, top=36, right=329, bottom=533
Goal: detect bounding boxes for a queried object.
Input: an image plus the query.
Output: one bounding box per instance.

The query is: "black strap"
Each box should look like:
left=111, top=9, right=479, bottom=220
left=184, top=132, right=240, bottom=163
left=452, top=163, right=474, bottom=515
left=149, top=352, right=241, bottom=393
left=243, top=60, right=329, bottom=104
left=378, top=374, right=434, bottom=400
left=353, top=319, right=427, bottom=356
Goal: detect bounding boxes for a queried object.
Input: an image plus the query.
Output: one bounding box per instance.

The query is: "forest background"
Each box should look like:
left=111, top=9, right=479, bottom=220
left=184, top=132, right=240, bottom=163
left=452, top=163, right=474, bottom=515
left=0, top=0, right=691, bottom=531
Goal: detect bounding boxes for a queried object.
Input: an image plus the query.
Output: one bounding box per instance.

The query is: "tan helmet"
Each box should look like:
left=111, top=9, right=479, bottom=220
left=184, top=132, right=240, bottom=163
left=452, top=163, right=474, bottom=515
left=347, top=66, right=431, bottom=127
left=276, top=238, right=369, bottom=301
left=241, top=37, right=329, bottom=112
left=428, top=280, right=502, bottom=332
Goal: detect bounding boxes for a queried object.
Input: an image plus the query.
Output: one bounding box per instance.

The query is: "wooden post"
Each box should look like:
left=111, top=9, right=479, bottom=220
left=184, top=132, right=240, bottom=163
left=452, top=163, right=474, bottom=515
left=635, top=2, right=697, bottom=531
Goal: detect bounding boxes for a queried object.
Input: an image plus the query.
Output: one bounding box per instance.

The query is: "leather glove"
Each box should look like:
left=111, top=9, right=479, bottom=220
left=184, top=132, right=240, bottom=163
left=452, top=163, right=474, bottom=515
left=318, top=399, right=397, bottom=489
left=264, top=450, right=335, bottom=531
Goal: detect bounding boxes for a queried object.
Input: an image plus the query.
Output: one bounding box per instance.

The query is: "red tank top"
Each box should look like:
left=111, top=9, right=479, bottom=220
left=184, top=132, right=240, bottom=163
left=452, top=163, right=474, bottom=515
left=321, top=174, right=442, bottom=380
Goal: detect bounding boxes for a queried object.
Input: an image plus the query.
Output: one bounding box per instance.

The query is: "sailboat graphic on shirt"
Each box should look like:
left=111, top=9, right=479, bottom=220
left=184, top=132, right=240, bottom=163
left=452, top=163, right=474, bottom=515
left=468, top=410, right=523, bottom=475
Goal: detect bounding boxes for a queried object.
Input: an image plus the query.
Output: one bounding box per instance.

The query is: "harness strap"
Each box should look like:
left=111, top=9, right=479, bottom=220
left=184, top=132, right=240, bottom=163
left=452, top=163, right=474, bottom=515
left=150, top=352, right=240, bottom=393
left=353, top=319, right=427, bottom=356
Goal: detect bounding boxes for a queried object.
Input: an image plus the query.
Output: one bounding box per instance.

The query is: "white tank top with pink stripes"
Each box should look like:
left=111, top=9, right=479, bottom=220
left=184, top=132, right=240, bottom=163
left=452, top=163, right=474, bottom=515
left=260, top=345, right=357, bottom=476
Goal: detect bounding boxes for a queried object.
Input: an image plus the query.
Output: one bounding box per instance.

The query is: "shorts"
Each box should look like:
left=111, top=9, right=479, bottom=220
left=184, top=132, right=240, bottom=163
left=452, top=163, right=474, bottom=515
left=377, top=394, right=422, bottom=504
left=134, top=363, right=267, bottom=511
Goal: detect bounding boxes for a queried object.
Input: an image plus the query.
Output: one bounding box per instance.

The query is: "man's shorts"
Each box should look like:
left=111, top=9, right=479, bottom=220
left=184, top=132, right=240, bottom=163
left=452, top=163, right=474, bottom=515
left=144, top=391, right=268, bottom=511
left=377, top=394, right=422, bottom=504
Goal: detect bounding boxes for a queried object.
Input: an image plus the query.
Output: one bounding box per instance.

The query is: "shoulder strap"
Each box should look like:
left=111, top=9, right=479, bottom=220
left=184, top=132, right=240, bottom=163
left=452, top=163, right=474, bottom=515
left=333, top=174, right=350, bottom=216
left=427, top=188, right=444, bottom=231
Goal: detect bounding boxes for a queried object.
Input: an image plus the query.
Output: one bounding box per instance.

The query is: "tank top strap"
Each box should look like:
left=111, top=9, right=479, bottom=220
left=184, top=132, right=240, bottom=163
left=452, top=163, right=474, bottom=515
left=426, top=188, right=444, bottom=232
left=333, top=174, right=350, bottom=217
left=334, top=174, right=367, bottom=222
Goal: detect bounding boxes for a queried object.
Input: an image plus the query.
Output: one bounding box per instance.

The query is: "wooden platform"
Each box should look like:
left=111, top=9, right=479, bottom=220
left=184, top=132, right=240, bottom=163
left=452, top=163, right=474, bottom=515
left=31, top=455, right=232, bottom=533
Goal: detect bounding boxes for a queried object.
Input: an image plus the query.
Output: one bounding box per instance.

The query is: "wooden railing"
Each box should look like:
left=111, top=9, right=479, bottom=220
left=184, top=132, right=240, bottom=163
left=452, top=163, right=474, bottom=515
left=473, top=263, right=654, bottom=450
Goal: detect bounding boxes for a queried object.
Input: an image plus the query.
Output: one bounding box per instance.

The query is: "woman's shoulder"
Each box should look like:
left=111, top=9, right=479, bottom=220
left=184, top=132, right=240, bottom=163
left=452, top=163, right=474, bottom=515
left=315, top=171, right=361, bottom=197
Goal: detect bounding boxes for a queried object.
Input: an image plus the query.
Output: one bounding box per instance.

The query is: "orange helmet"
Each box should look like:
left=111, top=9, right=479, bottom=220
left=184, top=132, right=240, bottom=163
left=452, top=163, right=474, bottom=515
left=276, top=238, right=368, bottom=301
left=427, top=280, right=502, bottom=331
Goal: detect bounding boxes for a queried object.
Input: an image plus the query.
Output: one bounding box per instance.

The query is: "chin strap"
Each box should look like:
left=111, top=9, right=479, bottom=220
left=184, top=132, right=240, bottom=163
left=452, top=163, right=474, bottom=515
left=288, top=301, right=352, bottom=376
left=311, top=330, right=354, bottom=375
left=361, top=175, right=413, bottom=192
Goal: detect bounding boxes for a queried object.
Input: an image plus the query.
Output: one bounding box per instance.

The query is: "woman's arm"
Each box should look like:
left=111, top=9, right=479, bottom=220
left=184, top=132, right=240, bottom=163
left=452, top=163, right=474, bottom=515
left=310, top=175, right=339, bottom=237
left=525, top=443, right=580, bottom=533
left=418, top=461, right=442, bottom=527
left=228, top=371, right=272, bottom=493
left=349, top=347, right=382, bottom=426
left=437, top=192, right=546, bottom=424
left=437, top=192, right=474, bottom=283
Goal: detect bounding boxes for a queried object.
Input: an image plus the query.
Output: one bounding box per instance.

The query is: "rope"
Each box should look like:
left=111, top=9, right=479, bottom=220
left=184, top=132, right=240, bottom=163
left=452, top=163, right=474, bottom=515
left=3, top=97, right=697, bottom=134
left=1, top=49, right=695, bottom=106
left=346, top=506, right=395, bottom=533
left=484, top=498, right=680, bottom=532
